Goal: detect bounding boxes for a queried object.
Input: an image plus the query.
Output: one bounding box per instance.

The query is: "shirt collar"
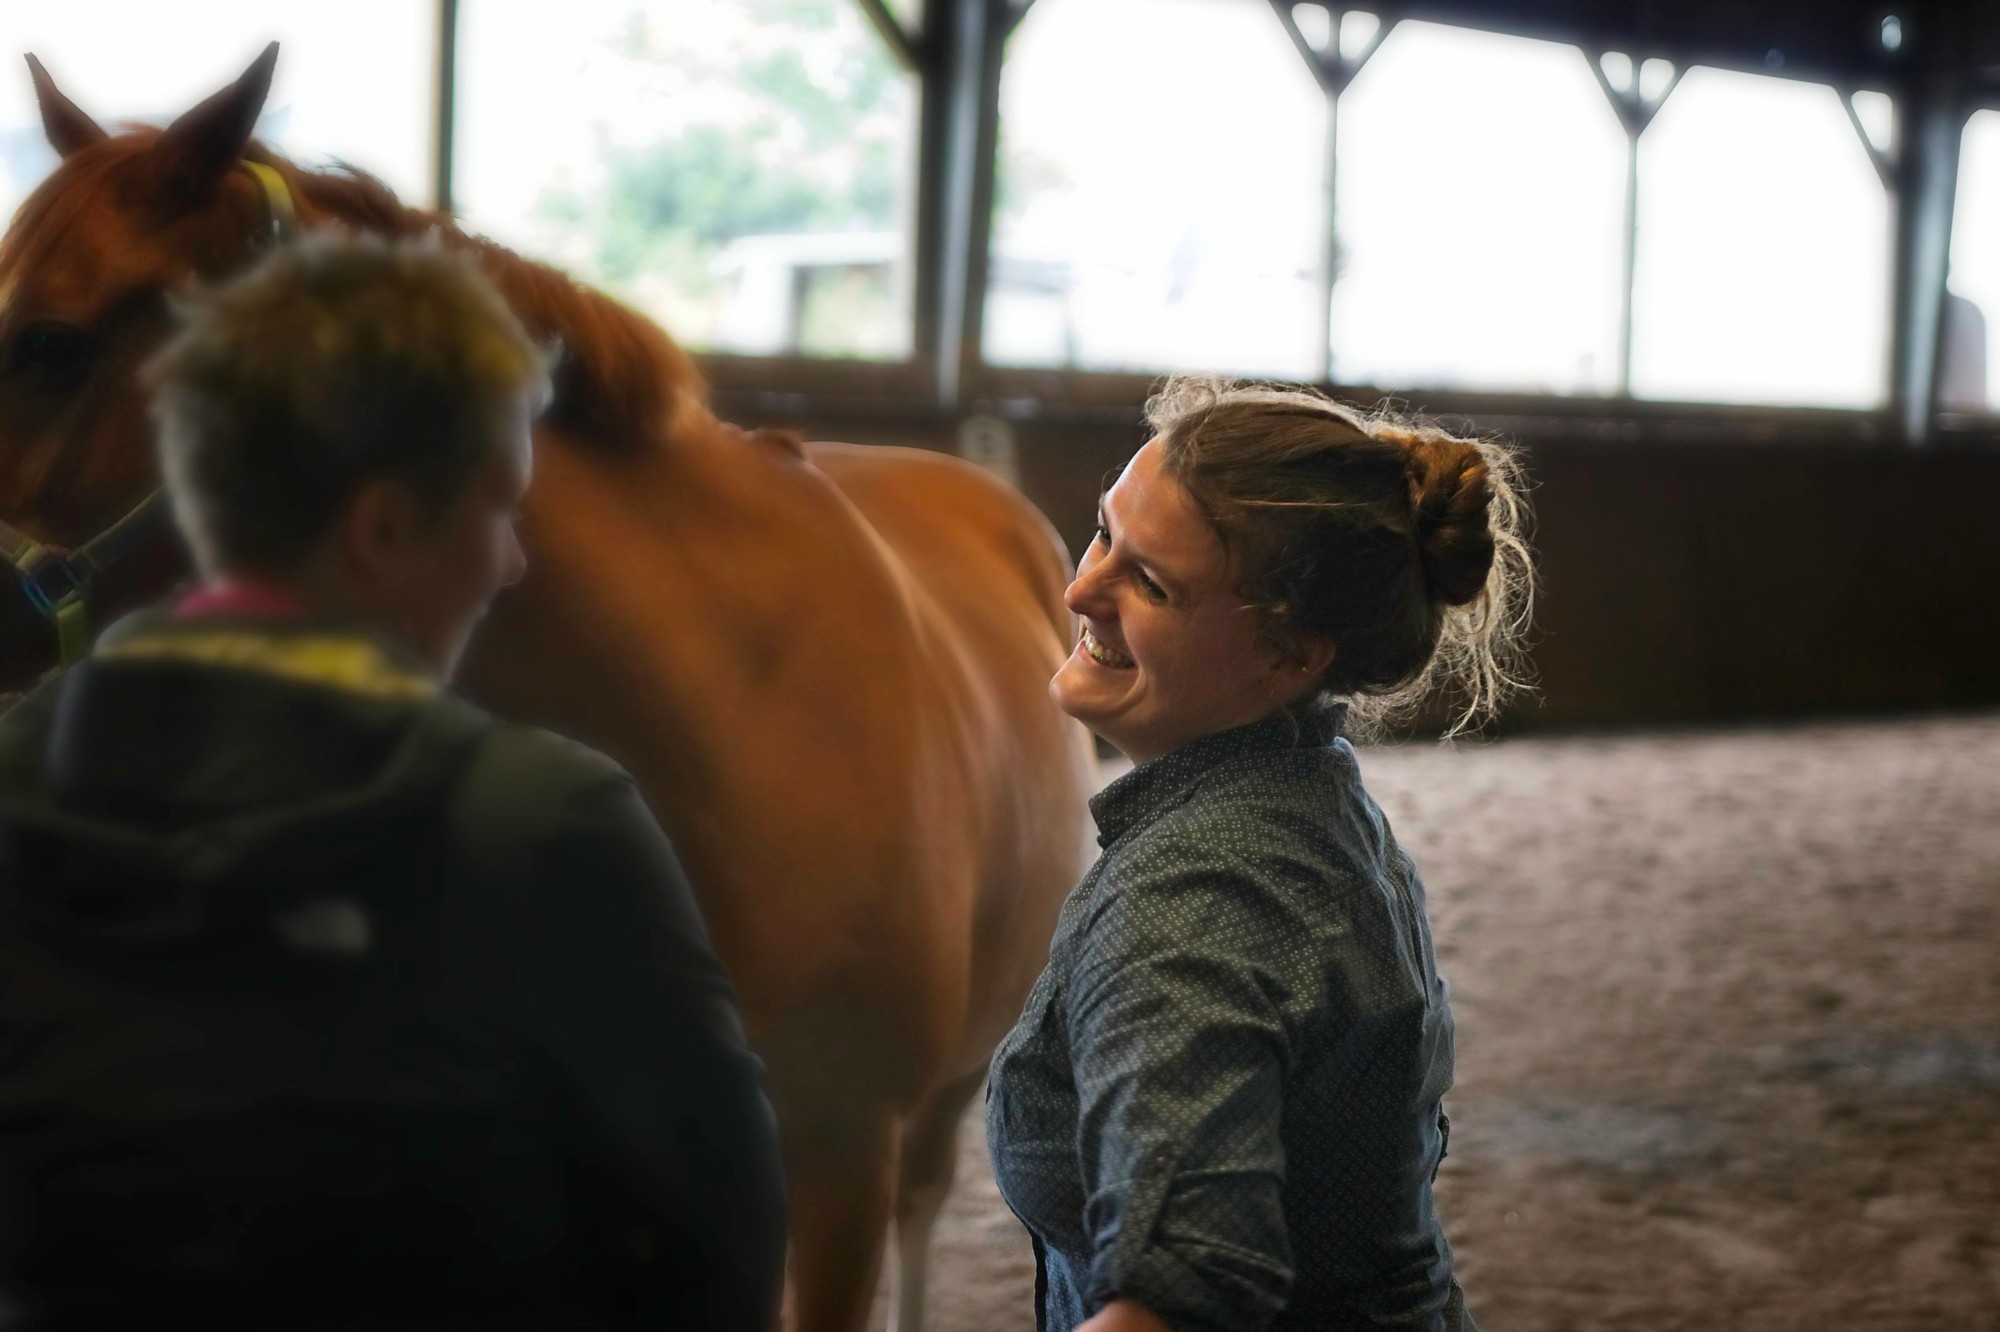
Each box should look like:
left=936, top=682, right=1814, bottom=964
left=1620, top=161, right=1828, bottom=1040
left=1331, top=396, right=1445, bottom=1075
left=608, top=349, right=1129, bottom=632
left=1088, top=700, right=1346, bottom=847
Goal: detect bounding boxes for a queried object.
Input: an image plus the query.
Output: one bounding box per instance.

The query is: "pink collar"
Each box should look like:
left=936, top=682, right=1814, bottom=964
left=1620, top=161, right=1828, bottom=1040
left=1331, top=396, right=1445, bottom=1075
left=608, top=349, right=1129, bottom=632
left=175, top=579, right=315, bottom=619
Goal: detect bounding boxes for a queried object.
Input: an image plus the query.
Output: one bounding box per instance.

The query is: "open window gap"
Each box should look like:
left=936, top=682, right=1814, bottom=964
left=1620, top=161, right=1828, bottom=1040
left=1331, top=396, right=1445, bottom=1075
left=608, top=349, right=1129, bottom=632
left=1291, top=3, right=1333, bottom=54
left=1599, top=50, right=1633, bottom=95
left=1339, top=11, right=1386, bottom=68
left=1639, top=57, right=1678, bottom=107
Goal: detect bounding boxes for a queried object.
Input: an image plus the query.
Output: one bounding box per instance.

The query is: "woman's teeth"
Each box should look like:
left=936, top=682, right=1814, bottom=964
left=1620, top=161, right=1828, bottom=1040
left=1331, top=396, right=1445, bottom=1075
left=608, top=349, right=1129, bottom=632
left=1081, top=626, right=1135, bottom=669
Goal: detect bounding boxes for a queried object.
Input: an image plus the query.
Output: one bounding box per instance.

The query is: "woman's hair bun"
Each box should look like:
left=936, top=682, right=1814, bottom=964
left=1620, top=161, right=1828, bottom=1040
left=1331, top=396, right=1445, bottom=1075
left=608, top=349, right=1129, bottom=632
left=1145, top=375, right=1535, bottom=735
left=1402, top=435, right=1497, bottom=608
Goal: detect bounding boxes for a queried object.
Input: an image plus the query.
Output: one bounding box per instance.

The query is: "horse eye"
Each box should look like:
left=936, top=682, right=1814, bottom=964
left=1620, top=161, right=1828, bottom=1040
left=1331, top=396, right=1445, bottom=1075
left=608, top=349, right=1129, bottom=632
left=10, top=324, right=97, bottom=390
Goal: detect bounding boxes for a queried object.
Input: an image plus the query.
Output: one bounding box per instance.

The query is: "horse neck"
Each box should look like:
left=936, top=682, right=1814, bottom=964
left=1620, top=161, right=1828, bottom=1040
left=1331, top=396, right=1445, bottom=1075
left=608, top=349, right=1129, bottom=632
left=288, top=166, right=717, bottom=455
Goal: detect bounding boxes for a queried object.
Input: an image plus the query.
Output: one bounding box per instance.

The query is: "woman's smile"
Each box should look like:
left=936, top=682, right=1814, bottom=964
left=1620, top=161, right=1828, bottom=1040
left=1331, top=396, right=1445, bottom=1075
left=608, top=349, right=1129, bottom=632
left=1079, top=623, right=1135, bottom=669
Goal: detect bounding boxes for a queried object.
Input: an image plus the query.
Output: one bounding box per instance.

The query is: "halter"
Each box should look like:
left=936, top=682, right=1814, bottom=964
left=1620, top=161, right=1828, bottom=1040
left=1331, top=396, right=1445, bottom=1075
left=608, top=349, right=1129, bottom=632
left=0, top=160, right=297, bottom=682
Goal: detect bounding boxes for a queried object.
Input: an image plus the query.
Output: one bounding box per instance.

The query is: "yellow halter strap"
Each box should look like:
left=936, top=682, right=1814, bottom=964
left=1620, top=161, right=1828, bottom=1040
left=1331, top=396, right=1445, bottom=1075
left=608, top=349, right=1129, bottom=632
left=238, top=158, right=298, bottom=242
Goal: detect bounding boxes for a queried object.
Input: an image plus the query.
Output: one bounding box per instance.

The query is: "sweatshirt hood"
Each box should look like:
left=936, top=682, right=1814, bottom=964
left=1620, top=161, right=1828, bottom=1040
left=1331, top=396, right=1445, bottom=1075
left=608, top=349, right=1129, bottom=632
left=0, top=611, right=482, bottom=936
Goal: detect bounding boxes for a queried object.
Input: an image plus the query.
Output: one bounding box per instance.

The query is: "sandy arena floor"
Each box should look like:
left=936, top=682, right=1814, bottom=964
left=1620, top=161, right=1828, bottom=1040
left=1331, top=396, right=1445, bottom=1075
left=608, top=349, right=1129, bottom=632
left=869, top=712, right=2000, bottom=1331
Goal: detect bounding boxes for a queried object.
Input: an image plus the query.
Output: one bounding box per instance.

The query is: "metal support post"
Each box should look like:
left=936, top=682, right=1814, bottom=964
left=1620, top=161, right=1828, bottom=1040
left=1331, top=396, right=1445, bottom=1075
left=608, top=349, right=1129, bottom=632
left=1889, top=72, right=1965, bottom=442
left=432, top=0, right=459, bottom=214
left=1268, top=3, right=1391, bottom=382
left=1590, top=51, right=1680, bottom=395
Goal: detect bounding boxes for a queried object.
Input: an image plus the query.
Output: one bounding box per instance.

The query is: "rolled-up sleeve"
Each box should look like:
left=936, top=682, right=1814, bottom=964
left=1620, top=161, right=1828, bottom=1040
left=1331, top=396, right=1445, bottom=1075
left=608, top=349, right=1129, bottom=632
left=1065, top=848, right=1323, bottom=1331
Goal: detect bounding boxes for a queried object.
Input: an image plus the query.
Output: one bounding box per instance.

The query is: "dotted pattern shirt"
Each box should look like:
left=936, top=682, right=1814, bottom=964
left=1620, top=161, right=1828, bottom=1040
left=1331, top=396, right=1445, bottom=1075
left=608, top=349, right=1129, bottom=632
left=987, top=704, right=1474, bottom=1332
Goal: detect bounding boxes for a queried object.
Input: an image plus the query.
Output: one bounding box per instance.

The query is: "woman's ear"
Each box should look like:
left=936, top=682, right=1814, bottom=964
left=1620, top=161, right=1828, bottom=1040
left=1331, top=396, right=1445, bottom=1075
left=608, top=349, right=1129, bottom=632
left=1298, top=633, right=1336, bottom=681
left=1270, top=631, right=1336, bottom=701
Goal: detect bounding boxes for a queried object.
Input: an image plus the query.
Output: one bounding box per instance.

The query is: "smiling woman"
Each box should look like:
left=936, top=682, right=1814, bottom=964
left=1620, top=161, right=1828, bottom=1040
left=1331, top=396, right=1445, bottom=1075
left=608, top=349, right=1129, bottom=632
left=1054, top=440, right=1308, bottom=765
left=1054, top=375, right=1534, bottom=760
left=990, top=375, right=1534, bottom=1332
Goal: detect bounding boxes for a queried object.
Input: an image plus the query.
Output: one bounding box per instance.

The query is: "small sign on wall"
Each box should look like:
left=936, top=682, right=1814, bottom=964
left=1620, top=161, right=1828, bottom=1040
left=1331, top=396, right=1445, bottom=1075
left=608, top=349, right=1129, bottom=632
left=957, top=414, right=1021, bottom=489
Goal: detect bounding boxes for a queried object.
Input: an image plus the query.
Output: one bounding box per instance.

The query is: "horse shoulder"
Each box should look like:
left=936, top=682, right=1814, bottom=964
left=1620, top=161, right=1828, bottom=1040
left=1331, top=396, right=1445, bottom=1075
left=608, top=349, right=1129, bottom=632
left=803, top=442, right=1075, bottom=643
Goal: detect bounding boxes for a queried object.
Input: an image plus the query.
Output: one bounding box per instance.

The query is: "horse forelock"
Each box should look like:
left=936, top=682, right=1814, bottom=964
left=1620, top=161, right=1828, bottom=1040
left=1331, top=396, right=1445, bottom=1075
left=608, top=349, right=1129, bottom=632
left=0, top=127, right=255, bottom=334
left=0, top=132, right=155, bottom=304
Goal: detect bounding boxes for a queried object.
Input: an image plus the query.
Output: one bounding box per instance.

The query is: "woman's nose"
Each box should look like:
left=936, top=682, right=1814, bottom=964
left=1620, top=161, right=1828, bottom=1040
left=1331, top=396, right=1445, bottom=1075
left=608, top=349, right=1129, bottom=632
left=1064, top=554, right=1110, bottom=618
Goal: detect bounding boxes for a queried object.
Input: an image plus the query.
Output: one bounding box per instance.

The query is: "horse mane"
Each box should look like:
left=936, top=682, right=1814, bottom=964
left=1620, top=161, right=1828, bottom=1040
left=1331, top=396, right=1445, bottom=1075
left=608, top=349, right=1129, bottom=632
left=261, top=149, right=713, bottom=453
left=2, top=128, right=712, bottom=454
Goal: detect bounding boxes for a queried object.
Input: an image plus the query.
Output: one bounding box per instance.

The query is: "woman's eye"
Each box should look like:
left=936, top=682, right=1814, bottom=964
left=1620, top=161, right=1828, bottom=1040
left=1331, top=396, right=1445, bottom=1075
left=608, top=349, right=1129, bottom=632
left=1136, top=571, right=1167, bottom=601
left=1091, top=523, right=1110, bottom=547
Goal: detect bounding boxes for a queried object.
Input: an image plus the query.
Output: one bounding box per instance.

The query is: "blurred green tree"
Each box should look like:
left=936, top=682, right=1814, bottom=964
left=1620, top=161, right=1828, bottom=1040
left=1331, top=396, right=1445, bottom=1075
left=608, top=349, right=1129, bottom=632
left=532, top=0, right=907, bottom=354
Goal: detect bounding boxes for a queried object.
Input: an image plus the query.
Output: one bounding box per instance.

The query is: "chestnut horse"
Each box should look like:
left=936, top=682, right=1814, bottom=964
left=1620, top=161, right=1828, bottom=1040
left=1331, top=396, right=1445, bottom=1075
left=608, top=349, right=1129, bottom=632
left=0, top=47, right=1091, bottom=1332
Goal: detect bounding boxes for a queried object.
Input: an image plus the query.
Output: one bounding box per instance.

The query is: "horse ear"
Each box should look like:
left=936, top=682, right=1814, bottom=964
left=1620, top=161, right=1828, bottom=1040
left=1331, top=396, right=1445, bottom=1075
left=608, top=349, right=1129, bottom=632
left=149, top=41, right=279, bottom=201
left=25, top=54, right=107, bottom=158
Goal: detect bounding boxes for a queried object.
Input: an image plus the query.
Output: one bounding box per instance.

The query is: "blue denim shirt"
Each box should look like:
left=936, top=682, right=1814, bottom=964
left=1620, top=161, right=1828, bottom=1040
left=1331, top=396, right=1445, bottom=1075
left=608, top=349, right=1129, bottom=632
left=987, top=704, right=1471, bottom=1332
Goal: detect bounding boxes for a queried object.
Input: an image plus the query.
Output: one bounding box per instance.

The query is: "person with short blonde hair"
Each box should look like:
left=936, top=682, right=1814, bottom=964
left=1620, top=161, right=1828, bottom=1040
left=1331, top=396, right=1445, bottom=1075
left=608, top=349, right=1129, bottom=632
left=0, top=233, right=785, bottom=1329
left=989, top=375, right=1530, bottom=1332
left=148, top=231, right=553, bottom=664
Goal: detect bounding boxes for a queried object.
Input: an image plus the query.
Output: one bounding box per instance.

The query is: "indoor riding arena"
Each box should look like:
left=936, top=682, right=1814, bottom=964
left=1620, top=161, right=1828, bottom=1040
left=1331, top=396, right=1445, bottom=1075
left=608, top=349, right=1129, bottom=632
left=1, top=2, right=1997, bottom=1331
